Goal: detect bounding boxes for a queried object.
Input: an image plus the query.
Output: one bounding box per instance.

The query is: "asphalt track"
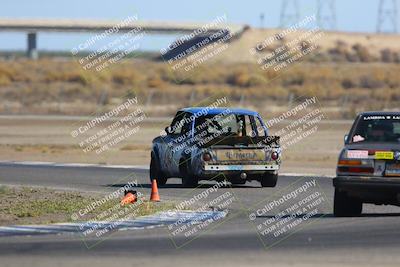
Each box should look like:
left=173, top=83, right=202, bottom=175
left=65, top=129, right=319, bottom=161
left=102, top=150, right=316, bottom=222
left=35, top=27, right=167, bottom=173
left=0, top=162, right=399, bottom=267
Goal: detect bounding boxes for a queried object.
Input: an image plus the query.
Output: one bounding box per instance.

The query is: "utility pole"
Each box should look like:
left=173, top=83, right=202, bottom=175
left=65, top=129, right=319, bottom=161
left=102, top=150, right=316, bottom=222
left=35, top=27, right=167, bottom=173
left=260, top=13, right=265, bottom=29
left=377, top=0, right=398, bottom=33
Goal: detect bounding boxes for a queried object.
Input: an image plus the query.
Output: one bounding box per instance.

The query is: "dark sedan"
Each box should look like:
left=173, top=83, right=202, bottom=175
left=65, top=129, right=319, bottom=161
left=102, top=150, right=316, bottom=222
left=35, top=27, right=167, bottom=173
left=333, top=111, right=400, bottom=216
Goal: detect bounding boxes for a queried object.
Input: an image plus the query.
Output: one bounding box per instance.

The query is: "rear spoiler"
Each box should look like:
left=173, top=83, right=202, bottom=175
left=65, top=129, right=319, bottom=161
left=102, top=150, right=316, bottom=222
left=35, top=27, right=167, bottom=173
left=199, top=135, right=280, bottom=148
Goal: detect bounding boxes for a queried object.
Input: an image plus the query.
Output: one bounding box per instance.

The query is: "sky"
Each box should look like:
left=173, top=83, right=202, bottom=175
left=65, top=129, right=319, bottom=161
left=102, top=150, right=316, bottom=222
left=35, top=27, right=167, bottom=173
left=0, top=0, right=397, bottom=51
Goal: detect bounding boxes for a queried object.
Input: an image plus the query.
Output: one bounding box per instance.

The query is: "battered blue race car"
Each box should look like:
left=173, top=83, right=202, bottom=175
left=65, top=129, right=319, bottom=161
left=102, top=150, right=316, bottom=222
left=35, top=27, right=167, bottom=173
left=150, top=107, right=281, bottom=188
left=333, top=111, right=400, bottom=216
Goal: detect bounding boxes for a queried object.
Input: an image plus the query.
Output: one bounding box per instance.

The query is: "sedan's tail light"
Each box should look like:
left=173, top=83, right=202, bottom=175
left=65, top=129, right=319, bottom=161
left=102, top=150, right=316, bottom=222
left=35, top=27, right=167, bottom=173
left=337, top=158, right=373, bottom=174
left=337, top=166, right=374, bottom=173
left=338, top=160, right=362, bottom=166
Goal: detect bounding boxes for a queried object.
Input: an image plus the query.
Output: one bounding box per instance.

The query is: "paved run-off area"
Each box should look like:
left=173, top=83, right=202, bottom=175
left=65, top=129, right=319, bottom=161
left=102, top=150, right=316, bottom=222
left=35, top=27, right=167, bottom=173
left=0, top=115, right=350, bottom=176
left=0, top=163, right=399, bottom=267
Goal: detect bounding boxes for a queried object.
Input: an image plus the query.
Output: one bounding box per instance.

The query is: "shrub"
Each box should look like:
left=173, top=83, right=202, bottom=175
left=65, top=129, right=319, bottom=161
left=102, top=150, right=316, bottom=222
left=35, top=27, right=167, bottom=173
left=359, top=75, right=384, bottom=89
left=147, top=76, right=164, bottom=88
left=45, top=70, right=89, bottom=85
left=342, top=78, right=356, bottom=89
left=328, top=40, right=349, bottom=61
left=112, top=72, right=134, bottom=85
left=227, top=71, right=251, bottom=87
left=0, top=71, right=11, bottom=86
left=299, top=40, right=312, bottom=53
left=247, top=74, right=268, bottom=87
left=352, top=44, right=373, bottom=62
left=381, top=48, right=395, bottom=63
left=282, top=73, right=304, bottom=87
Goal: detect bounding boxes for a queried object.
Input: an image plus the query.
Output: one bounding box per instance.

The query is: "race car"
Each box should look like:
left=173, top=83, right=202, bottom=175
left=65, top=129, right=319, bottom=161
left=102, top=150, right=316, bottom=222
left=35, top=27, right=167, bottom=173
left=333, top=111, right=400, bottom=216
left=150, top=107, right=281, bottom=187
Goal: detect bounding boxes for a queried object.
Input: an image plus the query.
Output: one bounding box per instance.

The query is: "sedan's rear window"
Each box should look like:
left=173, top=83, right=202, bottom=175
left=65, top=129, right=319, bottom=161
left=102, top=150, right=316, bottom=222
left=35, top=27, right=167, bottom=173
left=350, top=115, right=400, bottom=143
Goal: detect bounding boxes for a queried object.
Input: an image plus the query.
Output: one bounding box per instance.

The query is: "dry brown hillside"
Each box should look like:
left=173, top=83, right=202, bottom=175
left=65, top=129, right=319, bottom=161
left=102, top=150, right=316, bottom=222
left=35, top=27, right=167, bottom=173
left=1, top=27, right=400, bottom=117
left=211, top=28, right=400, bottom=63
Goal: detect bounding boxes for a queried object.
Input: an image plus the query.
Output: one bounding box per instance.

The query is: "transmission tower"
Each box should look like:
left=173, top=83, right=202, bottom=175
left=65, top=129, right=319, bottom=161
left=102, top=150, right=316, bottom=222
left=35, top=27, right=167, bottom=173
left=377, top=0, right=398, bottom=33
left=317, top=0, right=336, bottom=30
left=280, top=0, right=300, bottom=28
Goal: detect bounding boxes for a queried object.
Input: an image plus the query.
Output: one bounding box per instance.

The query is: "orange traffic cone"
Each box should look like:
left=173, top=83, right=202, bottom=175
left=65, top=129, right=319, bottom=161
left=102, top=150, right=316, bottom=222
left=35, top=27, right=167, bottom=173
left=150, top=179, right=160, bottom=202
left=120, top=190, right=137, bottom=205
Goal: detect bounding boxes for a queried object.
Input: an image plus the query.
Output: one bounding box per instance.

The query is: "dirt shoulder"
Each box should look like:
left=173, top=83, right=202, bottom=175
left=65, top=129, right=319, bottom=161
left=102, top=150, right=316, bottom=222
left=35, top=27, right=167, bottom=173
left=0, top=185, right=174, bottom=226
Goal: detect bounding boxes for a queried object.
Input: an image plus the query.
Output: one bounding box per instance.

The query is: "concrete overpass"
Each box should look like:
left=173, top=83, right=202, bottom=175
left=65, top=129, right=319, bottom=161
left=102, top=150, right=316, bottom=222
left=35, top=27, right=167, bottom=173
left=0, top=18, right=247, bottom=59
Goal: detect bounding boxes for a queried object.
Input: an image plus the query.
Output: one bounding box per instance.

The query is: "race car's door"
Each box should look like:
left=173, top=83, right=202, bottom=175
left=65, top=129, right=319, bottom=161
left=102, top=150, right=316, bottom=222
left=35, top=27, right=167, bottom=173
left=162, top=112, right=192, bottom=176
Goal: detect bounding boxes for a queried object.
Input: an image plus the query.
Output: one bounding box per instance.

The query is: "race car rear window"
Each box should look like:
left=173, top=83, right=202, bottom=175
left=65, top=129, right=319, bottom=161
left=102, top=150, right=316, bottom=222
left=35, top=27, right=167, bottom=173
left=194, top=114, right=259, bottom=137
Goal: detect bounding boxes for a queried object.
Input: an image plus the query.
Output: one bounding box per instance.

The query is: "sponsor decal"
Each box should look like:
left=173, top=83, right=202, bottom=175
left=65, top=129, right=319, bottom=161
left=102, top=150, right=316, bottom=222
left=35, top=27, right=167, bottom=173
left=374, top=160, right=386, bottom=175
left=347, top=150, right=368, bottom=159
left=394, top=151, right=400, bottom=161
left=375, top=151, right=394, bottom=160
left=386, top=163, right=400, bottom=176
left=363, top=115, right=400, bottom=120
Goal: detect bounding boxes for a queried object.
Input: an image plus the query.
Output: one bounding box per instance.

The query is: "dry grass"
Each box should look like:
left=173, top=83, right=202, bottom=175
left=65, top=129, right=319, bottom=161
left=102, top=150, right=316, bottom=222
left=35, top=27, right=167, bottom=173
left=0, top=185, right=176, bottom=226
left=0, top=58, right=399, bottom=117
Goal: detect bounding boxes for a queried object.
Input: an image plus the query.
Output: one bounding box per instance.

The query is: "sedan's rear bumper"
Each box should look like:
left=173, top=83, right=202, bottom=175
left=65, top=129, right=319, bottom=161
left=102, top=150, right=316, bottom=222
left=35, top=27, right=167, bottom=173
left=333, top=176, right=400, bottom=205
left=333, top=176, right=400, bottom=190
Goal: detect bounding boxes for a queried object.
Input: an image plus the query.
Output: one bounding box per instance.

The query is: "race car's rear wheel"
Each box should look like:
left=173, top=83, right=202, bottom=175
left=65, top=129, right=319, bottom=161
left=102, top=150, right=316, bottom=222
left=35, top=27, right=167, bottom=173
left=230, top=178, right=246, bottom=185
left=150, top=153, right=168, bottom=186
left=182, top=175, right=198, bottom=188
left=180, top=160, right=198, bottom=188
left=260, top=173, right=278, bottom=187
left=333, top=188, right=362, bottom=217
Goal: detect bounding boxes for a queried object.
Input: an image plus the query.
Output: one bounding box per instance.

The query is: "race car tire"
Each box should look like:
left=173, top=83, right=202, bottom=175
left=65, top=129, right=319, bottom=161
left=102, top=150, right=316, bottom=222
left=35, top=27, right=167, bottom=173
left=261, top=173, right=278, bottom=187
left=180, top=160, right=198, bottom=188
left=230, top=178, right=246, bottom=185
left=333, top=188, right=362, bottom=217
left=150, top=153, right=168, bottom=186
